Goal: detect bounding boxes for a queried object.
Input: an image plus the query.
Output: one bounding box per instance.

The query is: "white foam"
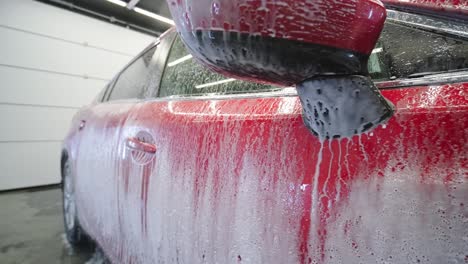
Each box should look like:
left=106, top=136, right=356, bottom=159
left=322, top=163, right=467, bottom=263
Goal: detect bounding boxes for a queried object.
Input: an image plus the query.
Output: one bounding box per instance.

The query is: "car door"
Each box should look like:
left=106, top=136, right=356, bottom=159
left=72, top=43, right=161, bottom=260
left=115, top=11, right=467, bottom=264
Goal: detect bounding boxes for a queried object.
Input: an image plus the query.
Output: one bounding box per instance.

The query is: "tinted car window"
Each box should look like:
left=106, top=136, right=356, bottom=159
left=159, top=37, right=277, bottom=97
left=369, top=17, right=468, bottom=80
left=108, top=46, right=158, bottom=101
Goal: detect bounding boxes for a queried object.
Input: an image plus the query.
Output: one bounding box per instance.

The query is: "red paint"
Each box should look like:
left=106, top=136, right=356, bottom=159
left=167, top=0, right=386, bottom=55
left=63, top=81, right=467, bottom=263
left=61, top=2, right=468, bottom=262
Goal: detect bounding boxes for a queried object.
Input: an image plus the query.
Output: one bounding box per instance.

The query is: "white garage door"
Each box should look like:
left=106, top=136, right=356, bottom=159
left=0, top=0, right=154, bottom=190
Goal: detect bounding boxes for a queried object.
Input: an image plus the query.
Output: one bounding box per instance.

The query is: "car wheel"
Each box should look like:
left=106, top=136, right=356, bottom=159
left=62, top=158, right=88, bottom=245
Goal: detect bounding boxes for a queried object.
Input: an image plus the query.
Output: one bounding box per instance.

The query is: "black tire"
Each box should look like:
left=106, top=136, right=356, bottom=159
left=62, top=158, right=89, bottom=246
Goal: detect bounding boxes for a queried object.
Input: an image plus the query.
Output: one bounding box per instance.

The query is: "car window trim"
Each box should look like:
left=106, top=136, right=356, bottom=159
left=153, top=30, right=178, bottom=98
left=99, top=77, right=117, bottom=102
left=137, top=70, right=468, bottom=103
left=375, top=71, right=468, bottom=89
left=387, top=9, right=468, bottom=40
left=104, top=39, right=161, bottom=102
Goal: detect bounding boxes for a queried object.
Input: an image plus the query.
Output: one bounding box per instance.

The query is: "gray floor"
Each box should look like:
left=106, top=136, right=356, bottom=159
left=0, top=187, right=96, bottom=264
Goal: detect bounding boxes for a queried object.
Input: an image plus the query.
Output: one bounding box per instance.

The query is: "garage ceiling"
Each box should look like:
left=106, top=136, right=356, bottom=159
left=37, top=0, right=173, bottom=36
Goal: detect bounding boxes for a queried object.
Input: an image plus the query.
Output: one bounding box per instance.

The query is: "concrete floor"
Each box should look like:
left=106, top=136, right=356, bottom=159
left=0, top=187, right=97, bottom=264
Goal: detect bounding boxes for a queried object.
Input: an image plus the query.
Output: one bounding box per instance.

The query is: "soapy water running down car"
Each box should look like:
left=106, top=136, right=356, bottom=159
left=61, top=0, right=467, bottom=263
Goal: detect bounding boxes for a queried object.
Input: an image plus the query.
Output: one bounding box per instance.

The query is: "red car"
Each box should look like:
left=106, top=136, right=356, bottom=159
left=62, top=0, right=467, bottom=263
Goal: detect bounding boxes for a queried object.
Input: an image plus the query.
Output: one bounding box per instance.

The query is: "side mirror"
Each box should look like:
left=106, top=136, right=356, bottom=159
left=166, top=0, right=394, bottom=139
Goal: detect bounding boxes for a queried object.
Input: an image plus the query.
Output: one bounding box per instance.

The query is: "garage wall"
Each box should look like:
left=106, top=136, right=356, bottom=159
left=0, top=0, right=155, bottom=191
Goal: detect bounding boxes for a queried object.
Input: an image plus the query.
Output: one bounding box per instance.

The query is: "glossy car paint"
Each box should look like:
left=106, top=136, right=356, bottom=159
left=62, top=2, right=468, bottom=263
left=166, top=0, right=386, bottom=55
left=165, top=0, right=386, bottom=87
left=63, top=80, right=467, bottom=263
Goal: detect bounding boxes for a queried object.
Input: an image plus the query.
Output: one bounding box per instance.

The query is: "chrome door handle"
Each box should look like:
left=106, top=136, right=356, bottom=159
left=125, top=137, right=157, bottom=154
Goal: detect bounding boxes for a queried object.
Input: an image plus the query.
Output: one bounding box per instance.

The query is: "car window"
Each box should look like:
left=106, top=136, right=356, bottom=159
left=368, top=17, right=468, bottom=81
left=158, top=37, right=278, bottom=98
left=159, top=13, right=467, bottom=96
left=108, top=46, right=158, bottom=101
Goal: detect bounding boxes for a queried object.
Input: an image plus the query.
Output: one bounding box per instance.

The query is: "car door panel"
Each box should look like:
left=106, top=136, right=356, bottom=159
left=53, top=3, right=468, bottom=262
left=104, top=82, right=467, bottom=263
left=73, top=102, right=136, bottom=259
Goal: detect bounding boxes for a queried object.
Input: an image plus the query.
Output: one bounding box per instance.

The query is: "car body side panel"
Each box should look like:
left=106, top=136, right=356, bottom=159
left=66, top=102, right=137, bottom=261
left=66, top=82, right=467, bottom=263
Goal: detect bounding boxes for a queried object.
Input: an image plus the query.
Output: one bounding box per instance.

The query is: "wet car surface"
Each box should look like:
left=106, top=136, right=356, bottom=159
left=61, top=2, right=467, bottom=263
